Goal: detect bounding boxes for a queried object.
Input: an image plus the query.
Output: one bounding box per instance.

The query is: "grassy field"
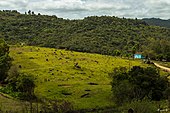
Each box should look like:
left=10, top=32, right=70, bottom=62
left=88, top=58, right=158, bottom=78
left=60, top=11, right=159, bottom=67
left=0, top=92, right=31, bottom=112
left=8, top=46, right=149, bottom=110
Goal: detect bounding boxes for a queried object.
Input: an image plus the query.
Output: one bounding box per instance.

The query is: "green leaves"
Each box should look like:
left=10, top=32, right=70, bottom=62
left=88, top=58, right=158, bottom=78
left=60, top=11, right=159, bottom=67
left=0, top=11, right=170, bottom=58
left=16, top=73, right=35, bottom=93
left=0, top=39, right=11, bottom=82
left=0, top=39, right=9, bottom=56
left=111, top=66, right=170, bottom=105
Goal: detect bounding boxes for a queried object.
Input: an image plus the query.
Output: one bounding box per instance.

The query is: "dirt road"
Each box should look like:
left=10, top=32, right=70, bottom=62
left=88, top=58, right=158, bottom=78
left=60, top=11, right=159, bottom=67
left=154, top=62, right=170, bottom=73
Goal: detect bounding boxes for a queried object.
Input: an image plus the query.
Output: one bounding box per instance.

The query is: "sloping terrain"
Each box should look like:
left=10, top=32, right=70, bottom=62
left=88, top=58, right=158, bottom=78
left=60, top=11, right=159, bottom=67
left=143, top=18, right=170, bottom=29
left=0, top=10, right=170, bottom=58
left=0, top=92, right=29, bottom=112
left=9, top=46, right=148, bottom=110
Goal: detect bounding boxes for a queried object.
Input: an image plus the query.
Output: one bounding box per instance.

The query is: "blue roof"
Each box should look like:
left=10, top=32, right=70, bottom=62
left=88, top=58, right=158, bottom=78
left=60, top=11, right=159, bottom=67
left=134, top=54, right=145, bottom=59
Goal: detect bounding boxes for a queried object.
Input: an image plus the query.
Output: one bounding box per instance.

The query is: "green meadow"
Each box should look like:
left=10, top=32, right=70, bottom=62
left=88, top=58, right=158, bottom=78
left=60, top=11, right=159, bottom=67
left=9, top=46, right=148, bottom=110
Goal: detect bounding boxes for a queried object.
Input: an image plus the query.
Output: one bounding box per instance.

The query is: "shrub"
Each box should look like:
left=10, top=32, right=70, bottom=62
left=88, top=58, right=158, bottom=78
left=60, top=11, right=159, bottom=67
left=16, top=73, right=36, bottom=100
left=5, top=71, right=36, bottom=100
left=6, top=66, right=19, bottom=91
left=0, top=39, right=12, bottom=82
left=120, top=100, right=157, bottom=113
left=110, top=66, right=170, bottom=105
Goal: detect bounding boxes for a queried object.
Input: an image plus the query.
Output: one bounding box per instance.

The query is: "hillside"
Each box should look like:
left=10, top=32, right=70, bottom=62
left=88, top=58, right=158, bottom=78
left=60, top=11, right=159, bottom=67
left=0, top=10, right=170, bottom=60
left=143, top=18, right=170, bottom=29
left=8, top=46, right=148, bottom=110
left=0, top=92, right=23, bottom=112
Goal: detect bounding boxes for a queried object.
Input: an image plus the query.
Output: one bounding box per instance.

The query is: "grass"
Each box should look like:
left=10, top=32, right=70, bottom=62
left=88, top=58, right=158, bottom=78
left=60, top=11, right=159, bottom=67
left=0, top=92, right=31, bottom=112
left=8, top=45, right=149, bottom=110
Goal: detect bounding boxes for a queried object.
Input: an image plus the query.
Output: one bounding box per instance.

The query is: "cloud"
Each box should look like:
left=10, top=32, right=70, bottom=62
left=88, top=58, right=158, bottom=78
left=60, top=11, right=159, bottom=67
left=0, top=0, right=169, bottom=19
left=0, top=0, right=28, bottom=11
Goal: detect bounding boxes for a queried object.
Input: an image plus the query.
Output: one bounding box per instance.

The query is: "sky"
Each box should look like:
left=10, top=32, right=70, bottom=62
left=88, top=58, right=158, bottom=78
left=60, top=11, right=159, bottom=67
left=0, top=0, right=170, bottom=19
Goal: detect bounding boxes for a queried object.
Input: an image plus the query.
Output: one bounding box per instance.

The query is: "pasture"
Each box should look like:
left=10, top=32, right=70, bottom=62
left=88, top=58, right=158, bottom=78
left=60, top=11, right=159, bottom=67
left=9, top=46, right=148, bottom=110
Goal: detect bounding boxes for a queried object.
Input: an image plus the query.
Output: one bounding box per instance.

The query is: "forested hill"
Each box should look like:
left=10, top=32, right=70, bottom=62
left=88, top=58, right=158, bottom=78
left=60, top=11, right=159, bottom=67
left=143, top=18, right=170, bottom=29
left=0, top=10, right=170, bottom=60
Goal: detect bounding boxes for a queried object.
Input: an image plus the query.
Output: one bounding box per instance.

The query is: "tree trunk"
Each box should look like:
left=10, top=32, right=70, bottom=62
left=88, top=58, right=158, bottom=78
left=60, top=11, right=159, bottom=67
left=168, top=96, right=170, bottom=110
left=30, top=101, right=33, bottom=113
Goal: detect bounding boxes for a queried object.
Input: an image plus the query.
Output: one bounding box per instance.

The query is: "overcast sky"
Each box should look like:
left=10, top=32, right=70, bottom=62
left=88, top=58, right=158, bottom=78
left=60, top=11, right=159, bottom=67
left=0, top=0, right=170, bottom=19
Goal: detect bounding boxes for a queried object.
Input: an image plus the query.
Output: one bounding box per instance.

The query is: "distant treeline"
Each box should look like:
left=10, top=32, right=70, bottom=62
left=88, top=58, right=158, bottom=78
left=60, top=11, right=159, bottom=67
left=0, top=10, right=170, bottom=61
left=143, top=18, right=170, bottom=29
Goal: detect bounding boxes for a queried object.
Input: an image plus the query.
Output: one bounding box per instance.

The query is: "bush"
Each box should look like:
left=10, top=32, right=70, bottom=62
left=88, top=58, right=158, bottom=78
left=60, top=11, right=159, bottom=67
left=4, top=70, right=36, bottom=100
left=0, top=39, right=12, bottom=82
left=16, top=73, right=36, bottom=100
left=110, top=66, right=170, bottom=105
left=120, top=100, right=157, bottom=113
left=112, top=80, right=134, bottom=105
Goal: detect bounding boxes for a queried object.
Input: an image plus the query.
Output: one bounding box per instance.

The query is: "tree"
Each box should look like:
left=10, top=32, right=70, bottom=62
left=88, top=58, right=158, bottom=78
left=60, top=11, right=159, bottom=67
left=5, top=70, right=36, bottom=113
left=1, top=12, right=170, bottom=57
left=0, top=39, right=11, bottom=82
left=16, top=73, right=36, bottom=100
left=132, top=46, right=136, bottom=58
left=15, top=73, right=36, bottom=113
left=28, top=10, right=31, bottom=15
left=113, top=50, right=121, bottom=56
left=6, top=65, right=20, bottom=91
left=164, top=87, right=170, bottom=109
left=32, top=11, right=35, bottom=15
left=110, top=66, right=170, bottom=105
left=165, top=52, right=170, bottom=62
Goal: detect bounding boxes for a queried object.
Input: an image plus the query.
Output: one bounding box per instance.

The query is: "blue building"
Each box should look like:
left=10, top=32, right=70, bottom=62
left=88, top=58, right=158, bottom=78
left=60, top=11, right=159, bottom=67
left=134, top=54, right=145, bottom=59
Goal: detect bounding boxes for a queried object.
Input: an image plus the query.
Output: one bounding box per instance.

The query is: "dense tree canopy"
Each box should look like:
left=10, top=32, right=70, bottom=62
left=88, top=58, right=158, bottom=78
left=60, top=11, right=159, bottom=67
left=0, top=10, right=170, bottom=60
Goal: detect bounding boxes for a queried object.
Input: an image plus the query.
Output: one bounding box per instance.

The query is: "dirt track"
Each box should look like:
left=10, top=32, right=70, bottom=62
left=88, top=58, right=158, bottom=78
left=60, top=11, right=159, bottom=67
left=154, top=62, right=170, bottom=73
